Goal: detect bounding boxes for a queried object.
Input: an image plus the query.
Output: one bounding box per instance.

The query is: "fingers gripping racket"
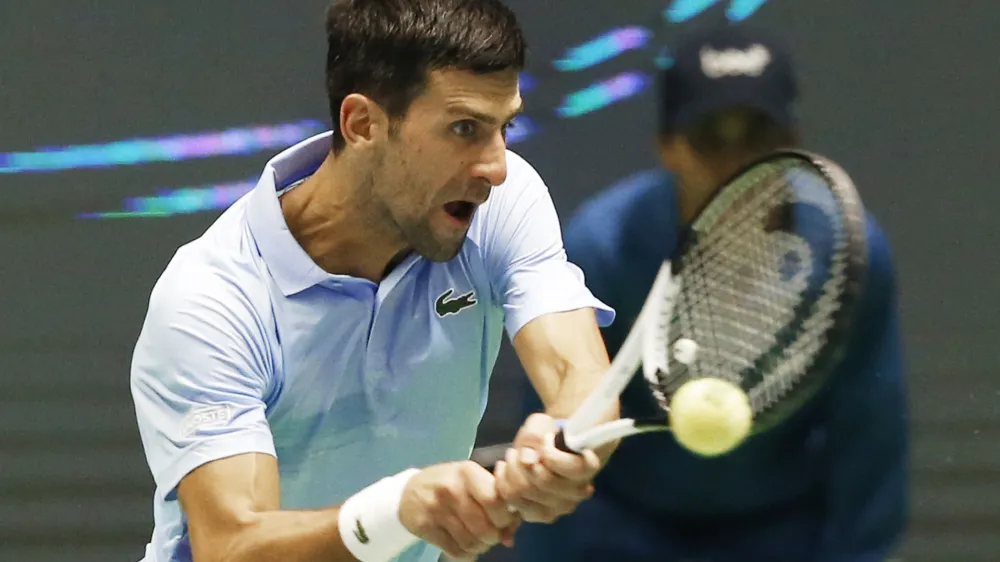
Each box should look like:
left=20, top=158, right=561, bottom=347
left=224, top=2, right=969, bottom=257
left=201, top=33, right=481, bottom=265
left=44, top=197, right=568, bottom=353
left=554, top=150, right=869, bottom=455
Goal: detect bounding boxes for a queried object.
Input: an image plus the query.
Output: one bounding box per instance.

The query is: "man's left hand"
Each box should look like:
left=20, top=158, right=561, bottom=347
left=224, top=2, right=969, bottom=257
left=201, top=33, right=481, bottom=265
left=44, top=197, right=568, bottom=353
left=494, top=413, right=601, bottom=523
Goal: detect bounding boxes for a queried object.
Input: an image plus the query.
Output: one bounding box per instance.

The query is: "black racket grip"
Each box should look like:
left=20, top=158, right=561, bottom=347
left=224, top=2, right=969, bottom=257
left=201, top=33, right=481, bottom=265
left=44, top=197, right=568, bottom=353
left=553, top=429, right=580, bottom=455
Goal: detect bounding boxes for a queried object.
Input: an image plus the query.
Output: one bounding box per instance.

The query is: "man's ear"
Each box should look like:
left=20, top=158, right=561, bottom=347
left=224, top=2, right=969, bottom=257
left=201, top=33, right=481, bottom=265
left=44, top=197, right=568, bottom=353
left=339, top=94, right=389, bottom=150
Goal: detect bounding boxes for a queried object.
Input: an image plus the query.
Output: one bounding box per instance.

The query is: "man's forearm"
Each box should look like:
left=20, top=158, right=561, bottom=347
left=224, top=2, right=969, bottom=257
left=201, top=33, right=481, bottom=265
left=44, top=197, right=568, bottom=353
left=544, top=366, right=620, bottom=462
left=544, top=370, right=618, bottom=419
left=512, top=308, right=619, bottom=460
left=200, top=507, right=357, bottom=562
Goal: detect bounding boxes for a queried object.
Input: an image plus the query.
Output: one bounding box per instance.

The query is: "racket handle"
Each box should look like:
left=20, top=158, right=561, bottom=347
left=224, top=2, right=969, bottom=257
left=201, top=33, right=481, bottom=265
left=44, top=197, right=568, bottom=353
left=553, top=429, right=579, bottom=454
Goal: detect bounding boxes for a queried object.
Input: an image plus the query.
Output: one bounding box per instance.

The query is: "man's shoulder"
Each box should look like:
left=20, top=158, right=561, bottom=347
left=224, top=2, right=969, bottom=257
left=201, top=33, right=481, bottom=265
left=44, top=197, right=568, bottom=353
left=131, top=238, right=277, bottom=391
left=504, top=148, right=540, bottom=177
left=146, top=225, right=271, bottom=335
left=471, top=151, right=549, bottom=224
left=498, top=149, right=549, bottom=198
left=467, top=150, right=556, bottom=250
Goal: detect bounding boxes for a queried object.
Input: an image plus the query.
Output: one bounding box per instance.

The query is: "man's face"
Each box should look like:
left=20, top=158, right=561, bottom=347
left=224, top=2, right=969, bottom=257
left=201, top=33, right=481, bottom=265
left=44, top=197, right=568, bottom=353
left=659, top=108, right=797, bottom=195
left=369, top=68, right=522, bottom=262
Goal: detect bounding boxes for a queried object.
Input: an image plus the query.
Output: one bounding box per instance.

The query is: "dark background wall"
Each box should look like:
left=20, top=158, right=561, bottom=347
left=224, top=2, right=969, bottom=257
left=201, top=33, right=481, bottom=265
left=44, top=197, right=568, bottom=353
left=1, top=1, right=997, bottom=560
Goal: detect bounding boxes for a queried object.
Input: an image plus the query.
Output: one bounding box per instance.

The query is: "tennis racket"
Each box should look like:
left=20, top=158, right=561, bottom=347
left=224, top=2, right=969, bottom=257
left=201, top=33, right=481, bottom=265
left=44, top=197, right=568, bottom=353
left=554, top=149, right=869, bottom=454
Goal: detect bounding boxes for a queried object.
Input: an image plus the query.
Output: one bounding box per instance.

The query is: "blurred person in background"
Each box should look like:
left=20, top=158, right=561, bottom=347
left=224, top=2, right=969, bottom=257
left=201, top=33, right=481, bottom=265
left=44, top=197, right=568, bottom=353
left=514, top=23, right=910, bottom=562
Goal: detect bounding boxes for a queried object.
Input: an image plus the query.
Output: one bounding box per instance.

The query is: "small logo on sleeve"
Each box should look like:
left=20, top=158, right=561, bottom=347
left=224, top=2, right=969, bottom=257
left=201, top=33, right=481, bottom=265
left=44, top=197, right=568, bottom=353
left=435, top=288, right=478, bottom=317
left=181, top=404, right=233, bottom=437
left=353, top=518, right=370, bottom=544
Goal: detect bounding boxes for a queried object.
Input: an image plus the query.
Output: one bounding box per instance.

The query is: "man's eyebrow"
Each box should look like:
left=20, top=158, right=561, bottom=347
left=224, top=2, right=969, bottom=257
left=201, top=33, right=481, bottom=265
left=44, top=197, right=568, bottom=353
left=447, top=103, right=524, bottom=125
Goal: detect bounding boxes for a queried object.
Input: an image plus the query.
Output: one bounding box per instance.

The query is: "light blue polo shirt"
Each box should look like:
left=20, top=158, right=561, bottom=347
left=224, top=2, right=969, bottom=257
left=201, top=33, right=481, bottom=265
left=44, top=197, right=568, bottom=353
left=130, top=131, right=614, bottom=562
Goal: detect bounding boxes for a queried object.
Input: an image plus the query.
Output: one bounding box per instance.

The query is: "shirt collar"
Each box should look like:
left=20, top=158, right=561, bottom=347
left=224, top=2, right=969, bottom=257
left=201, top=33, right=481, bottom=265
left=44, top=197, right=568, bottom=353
left=246, top=130, right=345, bottom=296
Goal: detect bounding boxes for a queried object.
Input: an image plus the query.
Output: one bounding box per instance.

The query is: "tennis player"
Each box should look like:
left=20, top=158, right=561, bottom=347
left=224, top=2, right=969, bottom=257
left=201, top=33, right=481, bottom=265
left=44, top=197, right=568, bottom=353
left=129, top=2, right=617, bottom=561
left=515, top=24, right=910, bottom=562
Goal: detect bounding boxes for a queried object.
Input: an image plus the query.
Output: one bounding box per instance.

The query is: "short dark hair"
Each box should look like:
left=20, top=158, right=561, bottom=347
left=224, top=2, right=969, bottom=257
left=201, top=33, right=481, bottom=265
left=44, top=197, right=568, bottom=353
left=683, top=107, right=796, bottom=157
left=324, top=0, right=527, bottom=154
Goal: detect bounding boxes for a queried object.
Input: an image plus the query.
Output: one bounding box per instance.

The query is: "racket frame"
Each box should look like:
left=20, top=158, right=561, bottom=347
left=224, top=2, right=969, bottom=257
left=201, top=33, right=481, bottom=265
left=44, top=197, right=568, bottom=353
left=557, top=261, right=679, bottom=452
left=554, top=149, right=870, bottom=453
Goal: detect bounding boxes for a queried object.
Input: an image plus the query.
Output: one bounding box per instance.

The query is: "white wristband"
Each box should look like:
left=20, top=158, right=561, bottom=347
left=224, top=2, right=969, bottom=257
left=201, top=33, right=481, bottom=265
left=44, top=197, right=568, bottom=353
left=338, top=468, right=421, bottom=562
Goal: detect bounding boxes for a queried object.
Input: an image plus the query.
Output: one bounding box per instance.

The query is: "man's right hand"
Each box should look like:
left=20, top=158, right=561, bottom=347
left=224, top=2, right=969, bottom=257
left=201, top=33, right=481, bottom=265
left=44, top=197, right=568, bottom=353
left=179, top=453, right=518, bottom=562
left=399, top=461, right=521, bottom=559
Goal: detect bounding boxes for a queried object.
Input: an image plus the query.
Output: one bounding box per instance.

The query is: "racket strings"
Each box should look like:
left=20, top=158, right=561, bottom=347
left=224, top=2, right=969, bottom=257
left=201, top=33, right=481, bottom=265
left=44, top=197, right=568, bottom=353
left=680, top=232, right=806, bottom=384
left=752, top=236, right=848, bottom=409
left=681, top=165, right=800, bottom=371
left=750, top=168, right=855, bottom=410
left=657, top=162, right=853, bottom=414
left=653, top=165, right=795, bottom=399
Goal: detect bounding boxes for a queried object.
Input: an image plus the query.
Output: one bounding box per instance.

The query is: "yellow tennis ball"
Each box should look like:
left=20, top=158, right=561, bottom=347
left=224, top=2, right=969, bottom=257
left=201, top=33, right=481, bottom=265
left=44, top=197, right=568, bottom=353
left=668, top=377, right=753, bottom=457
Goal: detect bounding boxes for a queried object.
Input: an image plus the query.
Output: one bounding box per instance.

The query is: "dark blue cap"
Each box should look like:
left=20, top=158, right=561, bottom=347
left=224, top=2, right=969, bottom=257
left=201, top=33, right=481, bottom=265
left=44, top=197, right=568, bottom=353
left=659, top=24, right=798, bottom=134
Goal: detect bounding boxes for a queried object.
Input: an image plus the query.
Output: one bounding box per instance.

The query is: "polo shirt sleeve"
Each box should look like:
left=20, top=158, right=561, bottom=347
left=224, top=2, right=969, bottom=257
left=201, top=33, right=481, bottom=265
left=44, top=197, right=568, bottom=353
left=130, top=264, right=277, bottom=500
left=480, top=151, right=615, bottom=339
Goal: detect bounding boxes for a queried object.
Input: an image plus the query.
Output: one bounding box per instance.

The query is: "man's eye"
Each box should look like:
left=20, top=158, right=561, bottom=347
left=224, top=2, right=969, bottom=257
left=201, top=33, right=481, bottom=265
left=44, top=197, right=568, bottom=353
left=451, top=121, right=477, bottom=138
left=501, top=120, right=517, bottom=138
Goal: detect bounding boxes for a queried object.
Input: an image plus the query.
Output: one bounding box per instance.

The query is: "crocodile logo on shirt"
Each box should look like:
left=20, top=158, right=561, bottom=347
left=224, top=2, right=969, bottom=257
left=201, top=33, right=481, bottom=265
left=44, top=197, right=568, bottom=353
left=435, top=288, right=478, bottom=317
left=353, top=518, right=369, bottom=544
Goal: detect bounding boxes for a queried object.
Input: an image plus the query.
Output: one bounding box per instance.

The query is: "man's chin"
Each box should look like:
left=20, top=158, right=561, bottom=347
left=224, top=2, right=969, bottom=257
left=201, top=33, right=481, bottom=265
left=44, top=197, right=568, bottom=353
left=415, top=235, right=466, bottom=263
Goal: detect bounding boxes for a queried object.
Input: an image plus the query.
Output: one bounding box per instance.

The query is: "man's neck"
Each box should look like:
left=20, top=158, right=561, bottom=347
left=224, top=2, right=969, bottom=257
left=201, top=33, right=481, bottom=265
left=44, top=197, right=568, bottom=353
left=279, top=154, right=406, bottom=283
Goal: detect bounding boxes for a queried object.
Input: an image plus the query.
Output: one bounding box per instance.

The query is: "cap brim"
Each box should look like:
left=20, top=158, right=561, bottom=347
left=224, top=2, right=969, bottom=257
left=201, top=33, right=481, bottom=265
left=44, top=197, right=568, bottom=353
left=669, top=91, right=794, bottom=133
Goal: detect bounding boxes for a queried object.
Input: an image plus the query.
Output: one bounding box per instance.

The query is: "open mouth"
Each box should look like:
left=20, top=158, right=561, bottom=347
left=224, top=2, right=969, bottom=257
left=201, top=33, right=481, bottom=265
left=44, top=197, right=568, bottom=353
left=443, top=200, right=477, bottom=224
